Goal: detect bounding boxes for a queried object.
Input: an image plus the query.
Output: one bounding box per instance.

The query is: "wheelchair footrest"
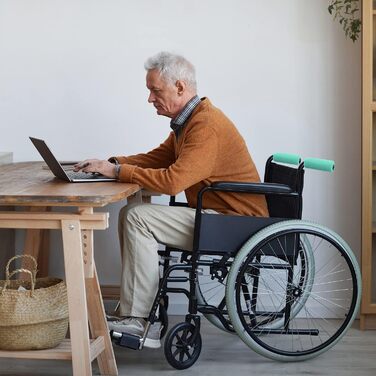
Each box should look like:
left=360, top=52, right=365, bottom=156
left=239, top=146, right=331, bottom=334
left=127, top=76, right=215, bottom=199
left=110, top=330, right=142, bottom=350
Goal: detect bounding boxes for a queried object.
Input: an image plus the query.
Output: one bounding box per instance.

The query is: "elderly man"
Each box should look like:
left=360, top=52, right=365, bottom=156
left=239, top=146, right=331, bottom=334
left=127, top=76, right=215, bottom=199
left=74, top=51, right=268, bottom=348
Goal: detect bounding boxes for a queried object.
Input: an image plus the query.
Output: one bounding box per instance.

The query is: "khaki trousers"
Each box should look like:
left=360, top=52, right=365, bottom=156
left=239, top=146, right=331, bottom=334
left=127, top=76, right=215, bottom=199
left=118, top=202, right=201, bottom=318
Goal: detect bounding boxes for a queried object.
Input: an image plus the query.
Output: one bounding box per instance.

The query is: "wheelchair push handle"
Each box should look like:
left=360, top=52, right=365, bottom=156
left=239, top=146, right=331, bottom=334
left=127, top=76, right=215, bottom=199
left=273, top=152, right=335, bottom=172
left=304, top=158, right=335, bottom=172
left=272, top=153, right=301, bottom=165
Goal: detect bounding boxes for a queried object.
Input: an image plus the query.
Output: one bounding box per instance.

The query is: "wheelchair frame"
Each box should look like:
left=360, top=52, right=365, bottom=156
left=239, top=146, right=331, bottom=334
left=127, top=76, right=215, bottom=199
left=111, top=154, right=361, bottom=370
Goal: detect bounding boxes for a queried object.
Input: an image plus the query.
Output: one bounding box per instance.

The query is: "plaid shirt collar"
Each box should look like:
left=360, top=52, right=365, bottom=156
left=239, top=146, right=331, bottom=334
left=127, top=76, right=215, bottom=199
left=170, top=95, right=201, bottom=136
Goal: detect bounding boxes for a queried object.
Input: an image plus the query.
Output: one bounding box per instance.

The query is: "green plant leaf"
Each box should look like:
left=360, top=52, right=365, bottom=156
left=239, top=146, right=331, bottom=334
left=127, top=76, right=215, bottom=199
left=328, top=0, right=360, bottom=42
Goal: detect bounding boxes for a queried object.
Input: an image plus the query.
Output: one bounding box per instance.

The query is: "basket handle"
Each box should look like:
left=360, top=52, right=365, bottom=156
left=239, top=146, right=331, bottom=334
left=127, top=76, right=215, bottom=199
left=0, top=255, right=38, bottom=296
left=5, top=254, right=38, bottom=281
left=4, top=269, right=35, bottom=296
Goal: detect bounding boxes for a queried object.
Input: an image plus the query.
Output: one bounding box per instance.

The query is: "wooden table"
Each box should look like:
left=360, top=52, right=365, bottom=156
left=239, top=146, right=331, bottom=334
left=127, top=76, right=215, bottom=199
left=0, top=161, right=141, bottom=376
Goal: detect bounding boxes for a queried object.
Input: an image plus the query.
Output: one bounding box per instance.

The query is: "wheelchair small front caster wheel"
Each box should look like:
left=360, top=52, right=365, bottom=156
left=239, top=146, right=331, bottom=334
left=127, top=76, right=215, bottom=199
left=164, top=322, right=202, bottom=369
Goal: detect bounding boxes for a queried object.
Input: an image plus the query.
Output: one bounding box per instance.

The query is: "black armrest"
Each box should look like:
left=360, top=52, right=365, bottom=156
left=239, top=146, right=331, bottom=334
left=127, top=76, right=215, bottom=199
left=210, top=181, right=294, bottom=195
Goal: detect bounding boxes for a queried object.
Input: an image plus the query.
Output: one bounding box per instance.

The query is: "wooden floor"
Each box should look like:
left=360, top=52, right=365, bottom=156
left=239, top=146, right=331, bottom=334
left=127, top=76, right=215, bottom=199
left=0, top=317, right=375, bottom=376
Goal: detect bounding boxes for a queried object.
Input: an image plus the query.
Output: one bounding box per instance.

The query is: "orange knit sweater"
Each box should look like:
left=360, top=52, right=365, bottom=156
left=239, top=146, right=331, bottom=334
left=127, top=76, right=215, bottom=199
left=113, top=98, right=268, bottom=217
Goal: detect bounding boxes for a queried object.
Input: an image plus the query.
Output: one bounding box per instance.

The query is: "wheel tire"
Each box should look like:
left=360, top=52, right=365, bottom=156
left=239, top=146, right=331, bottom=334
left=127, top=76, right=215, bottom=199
left=164, top=322, right=202, bottom=370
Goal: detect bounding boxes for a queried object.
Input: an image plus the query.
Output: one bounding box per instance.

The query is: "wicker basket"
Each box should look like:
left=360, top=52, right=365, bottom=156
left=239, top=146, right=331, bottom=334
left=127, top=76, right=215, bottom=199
left=0, top=255, right=69, bottom=351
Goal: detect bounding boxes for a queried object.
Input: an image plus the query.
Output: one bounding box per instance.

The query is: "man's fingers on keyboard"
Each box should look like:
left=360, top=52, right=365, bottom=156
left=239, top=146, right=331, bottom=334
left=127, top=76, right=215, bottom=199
left=74, top=162, right=90, bottom=171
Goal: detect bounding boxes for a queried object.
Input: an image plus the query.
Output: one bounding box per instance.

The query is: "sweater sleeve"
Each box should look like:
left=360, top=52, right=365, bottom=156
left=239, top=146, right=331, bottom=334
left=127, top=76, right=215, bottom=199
left=109, top=132, right=175, bottom=169
left=118, top=124, right=218, bottom=196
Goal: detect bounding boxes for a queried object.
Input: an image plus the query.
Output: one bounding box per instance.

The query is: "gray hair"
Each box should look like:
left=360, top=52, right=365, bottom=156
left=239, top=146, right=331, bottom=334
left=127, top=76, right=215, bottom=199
left=144, top=51, right=197, bottom=92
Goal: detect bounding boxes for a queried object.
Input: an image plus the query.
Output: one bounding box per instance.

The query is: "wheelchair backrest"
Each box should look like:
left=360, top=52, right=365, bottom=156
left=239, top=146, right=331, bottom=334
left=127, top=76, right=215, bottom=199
left=264, top=157, right=304, bottom=219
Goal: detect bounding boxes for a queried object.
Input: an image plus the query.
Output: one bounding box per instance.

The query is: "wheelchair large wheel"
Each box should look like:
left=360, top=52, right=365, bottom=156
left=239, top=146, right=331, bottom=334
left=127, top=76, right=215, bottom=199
left=226, top=220, right=361, bottom=362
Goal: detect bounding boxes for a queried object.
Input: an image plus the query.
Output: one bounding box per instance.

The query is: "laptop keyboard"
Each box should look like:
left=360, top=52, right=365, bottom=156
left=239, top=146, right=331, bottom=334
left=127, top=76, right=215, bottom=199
left=66, top=171, right=104, bottom=180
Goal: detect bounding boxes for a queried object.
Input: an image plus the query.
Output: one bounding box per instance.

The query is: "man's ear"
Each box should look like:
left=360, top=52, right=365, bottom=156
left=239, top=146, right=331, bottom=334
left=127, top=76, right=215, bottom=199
left=175, top=80, right=186, bottom=96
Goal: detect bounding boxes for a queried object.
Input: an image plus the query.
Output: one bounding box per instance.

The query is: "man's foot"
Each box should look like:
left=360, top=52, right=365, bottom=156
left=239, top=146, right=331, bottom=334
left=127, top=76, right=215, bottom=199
left=108, top=317, right=161, bottom=349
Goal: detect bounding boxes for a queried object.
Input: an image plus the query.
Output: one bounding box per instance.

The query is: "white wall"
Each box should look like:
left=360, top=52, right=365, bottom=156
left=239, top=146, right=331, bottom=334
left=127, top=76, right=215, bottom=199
left=1, top=1, right=361, bottom=313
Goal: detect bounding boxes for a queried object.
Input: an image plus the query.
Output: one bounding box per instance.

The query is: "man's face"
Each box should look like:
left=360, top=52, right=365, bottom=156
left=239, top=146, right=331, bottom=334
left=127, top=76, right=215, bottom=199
left=146, top=69, right=183, bottom=119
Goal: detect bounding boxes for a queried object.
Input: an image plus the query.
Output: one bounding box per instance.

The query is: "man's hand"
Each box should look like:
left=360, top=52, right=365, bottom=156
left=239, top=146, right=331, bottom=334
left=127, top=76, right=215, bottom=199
left=74, top=159, right=117, bottom=178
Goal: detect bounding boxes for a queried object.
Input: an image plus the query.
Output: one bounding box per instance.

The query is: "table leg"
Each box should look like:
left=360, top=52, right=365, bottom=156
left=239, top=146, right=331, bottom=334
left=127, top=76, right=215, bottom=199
left=22, top=207, right=50, bottom=278
left=61, top=219, right=92, bottom=376
left=86, top=265, right=118, bottom=376
left=80, top=207, right=118, bottom=375
left=37, top=227, right=50, bottom=277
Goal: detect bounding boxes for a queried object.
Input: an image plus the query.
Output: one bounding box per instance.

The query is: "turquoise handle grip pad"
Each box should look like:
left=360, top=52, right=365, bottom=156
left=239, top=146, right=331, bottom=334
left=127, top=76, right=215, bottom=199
left=304, top=158, right=335, bottom=172
left=272, top=153, right=301, bottom=165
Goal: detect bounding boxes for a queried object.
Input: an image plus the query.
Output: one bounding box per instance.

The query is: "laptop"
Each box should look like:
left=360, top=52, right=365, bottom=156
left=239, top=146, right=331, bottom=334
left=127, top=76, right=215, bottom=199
left=29, top=137, right=116, bottom=182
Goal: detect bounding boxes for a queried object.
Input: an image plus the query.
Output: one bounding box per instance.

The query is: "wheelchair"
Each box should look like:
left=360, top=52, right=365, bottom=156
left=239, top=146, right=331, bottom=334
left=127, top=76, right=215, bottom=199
left=111, top=153, right=361, bottom=370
